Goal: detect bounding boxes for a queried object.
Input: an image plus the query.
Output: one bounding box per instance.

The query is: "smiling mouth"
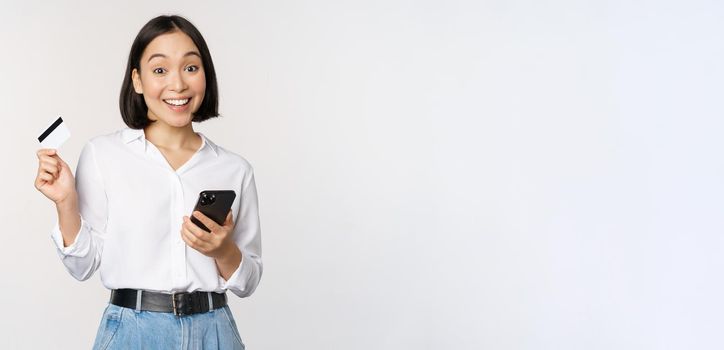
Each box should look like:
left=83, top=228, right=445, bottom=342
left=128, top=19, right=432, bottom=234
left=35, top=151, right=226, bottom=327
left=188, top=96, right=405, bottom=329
left=163, top=98, right=191, bottom=106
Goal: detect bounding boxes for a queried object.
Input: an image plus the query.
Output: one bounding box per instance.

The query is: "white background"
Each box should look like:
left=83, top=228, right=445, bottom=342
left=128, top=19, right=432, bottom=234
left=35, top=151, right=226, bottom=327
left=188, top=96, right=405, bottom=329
left=2, top=0, right=723, bottom=349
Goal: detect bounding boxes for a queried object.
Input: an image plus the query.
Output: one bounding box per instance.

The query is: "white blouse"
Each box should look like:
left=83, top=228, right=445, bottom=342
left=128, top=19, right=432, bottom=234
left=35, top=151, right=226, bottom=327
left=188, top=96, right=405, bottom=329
left=49, top=127, right=262, bottom=298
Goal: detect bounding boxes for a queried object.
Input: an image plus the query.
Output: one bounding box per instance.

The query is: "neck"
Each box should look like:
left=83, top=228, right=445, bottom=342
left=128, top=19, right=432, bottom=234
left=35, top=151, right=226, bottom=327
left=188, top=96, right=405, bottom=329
left=144, top=122, right=199, bottom=151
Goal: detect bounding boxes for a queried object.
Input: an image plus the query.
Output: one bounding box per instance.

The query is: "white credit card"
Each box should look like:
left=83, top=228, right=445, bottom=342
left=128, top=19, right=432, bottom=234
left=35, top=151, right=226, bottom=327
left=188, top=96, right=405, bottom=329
left=38, top=116, right=70, bottom=149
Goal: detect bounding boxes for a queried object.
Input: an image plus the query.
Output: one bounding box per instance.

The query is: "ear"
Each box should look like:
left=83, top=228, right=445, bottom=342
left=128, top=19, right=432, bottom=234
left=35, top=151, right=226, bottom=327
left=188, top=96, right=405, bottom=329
left=131, top=68, right=143, bottom=94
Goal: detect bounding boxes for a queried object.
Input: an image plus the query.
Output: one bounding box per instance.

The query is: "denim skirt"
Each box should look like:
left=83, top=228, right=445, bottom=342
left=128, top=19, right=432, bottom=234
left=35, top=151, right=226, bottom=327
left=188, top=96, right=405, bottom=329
left=92, top=302, right=245, bottom=349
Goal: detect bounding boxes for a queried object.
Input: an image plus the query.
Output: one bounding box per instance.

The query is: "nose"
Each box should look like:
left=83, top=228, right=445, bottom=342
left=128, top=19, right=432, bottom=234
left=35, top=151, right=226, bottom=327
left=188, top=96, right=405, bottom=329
left=168, top=70, right=188, bottom=92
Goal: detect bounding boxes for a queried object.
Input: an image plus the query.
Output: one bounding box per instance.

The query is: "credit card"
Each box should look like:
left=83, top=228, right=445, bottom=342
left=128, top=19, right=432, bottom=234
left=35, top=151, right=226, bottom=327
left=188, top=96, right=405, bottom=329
left=38, top=116, right=70, bottom=149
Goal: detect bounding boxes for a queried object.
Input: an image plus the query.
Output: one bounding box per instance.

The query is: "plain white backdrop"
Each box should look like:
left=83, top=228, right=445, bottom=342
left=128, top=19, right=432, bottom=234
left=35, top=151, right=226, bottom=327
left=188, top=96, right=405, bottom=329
left=2, top=0, right=723, bottom=348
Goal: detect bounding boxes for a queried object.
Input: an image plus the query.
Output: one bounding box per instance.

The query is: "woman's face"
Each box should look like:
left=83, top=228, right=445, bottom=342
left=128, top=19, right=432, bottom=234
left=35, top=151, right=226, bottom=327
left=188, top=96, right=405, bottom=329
left=131, top=30, right=206, bottom=128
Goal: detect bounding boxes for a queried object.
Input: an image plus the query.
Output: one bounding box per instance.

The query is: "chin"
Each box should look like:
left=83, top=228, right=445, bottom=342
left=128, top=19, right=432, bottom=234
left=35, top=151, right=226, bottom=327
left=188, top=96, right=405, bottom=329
left=154, top=118, right=186, bottom=128
left=171, top=119, right=193, bottom=128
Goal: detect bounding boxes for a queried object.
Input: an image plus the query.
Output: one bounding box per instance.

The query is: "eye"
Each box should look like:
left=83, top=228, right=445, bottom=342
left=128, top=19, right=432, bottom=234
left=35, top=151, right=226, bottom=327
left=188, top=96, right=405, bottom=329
left=186, top=65, right=200, bottom=72
left=153, top=67, right=166, bottom=75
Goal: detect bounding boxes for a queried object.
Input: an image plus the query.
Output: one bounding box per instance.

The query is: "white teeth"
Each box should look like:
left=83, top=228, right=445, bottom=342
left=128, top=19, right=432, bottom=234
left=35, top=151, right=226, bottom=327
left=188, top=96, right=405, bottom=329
left=164, top=98, right=189, bottom=106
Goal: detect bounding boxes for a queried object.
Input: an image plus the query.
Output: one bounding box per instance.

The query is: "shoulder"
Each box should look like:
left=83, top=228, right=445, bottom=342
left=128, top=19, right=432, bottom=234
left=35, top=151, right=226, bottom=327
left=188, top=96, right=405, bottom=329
left=85, top=128, right=132, bottom=148
left=201, top=133, right=255, bottom=171
left=216, top=144, right=253, bottom=167
left=203, top=134, right=257, bottom=191
left=76, top=128, right=127, bottom=157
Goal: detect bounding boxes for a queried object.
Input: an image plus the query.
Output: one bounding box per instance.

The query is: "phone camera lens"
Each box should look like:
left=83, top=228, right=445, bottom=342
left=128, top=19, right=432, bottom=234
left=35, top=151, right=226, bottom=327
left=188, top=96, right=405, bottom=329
left=199, top=192, right=216, bottom=206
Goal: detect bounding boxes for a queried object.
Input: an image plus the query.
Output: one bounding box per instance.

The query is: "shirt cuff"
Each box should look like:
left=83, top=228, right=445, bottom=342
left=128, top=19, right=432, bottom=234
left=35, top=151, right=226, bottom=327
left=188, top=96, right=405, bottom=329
left=50, top=216, right=91, bottom=258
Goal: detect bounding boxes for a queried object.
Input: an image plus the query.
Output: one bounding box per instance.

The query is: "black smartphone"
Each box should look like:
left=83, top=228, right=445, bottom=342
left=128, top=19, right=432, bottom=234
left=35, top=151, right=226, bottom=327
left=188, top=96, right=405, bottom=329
left=190, top=190, right=237, bottom=232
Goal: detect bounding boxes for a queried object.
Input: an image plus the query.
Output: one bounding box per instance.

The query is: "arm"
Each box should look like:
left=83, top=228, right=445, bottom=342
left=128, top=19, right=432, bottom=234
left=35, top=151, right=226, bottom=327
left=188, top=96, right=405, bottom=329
left=218, top=168, right=263, bottom=298
left=215, top=241, right=242, bottom=282
left=50, top=141, right=108, bottom=281
left=56, top=195, right=80, bottom=247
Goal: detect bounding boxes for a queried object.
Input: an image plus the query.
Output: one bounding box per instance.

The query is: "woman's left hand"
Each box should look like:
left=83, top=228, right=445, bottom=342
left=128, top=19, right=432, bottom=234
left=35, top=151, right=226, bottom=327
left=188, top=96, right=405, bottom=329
left=181, top=210, right=236, bottom=259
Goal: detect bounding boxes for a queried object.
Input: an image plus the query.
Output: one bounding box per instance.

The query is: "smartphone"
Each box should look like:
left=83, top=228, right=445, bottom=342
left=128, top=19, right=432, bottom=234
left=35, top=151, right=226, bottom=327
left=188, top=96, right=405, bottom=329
left=190, top=190, right=236, bottom=232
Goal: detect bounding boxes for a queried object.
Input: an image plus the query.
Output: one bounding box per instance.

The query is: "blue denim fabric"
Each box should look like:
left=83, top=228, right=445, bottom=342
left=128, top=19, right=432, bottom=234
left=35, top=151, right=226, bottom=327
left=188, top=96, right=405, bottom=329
left=92, top=302, right=245, bottom=349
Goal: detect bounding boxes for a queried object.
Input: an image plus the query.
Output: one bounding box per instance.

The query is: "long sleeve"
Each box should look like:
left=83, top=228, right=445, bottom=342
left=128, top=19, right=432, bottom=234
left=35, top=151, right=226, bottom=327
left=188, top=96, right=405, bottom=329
left=49, top=141, right=108, bottom=281
left=219, top=168, right=263, bottom=298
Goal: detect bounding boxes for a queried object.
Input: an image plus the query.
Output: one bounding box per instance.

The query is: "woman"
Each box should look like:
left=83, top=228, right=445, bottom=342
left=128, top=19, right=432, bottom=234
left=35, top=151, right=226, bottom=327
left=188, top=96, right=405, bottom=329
left=34, top=15, right=262, bottom=349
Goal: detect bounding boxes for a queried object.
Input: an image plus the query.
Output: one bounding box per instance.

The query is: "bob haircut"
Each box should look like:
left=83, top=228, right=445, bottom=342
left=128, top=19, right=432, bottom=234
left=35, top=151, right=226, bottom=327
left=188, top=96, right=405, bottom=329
left=120, top=15, right=219, bottom=129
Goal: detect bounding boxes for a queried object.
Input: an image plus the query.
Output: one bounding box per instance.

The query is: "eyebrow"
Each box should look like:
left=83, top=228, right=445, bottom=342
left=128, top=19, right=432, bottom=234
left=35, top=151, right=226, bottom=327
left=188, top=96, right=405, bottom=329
left=147, top=51, right=201, bottom=63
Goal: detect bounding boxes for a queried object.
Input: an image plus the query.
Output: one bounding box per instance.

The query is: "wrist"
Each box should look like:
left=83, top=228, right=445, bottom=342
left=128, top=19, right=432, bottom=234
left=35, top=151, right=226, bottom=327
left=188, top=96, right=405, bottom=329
left=55, top=195, right=78, bottom=212
left=215, top=241, right=240, bottom=262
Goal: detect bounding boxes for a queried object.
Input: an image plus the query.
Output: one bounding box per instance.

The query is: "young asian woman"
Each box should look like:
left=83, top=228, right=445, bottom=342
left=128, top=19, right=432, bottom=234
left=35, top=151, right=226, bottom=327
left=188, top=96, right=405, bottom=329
left=34, top=15, right=262, bottom=350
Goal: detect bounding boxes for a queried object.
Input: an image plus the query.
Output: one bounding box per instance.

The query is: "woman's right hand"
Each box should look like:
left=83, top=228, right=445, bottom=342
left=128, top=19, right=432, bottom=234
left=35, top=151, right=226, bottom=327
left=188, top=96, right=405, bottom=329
left=34, top=149, right=77, bottom=204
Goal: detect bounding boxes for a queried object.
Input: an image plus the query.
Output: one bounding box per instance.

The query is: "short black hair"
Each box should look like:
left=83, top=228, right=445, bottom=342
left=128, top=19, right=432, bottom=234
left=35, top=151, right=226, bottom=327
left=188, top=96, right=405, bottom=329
left=119, top=15, right=219, bottom=129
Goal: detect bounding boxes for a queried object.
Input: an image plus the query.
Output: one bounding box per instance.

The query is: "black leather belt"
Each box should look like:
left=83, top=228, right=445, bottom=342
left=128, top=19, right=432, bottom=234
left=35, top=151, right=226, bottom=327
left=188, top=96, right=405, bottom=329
left=110, top=289, right=227, bottom=316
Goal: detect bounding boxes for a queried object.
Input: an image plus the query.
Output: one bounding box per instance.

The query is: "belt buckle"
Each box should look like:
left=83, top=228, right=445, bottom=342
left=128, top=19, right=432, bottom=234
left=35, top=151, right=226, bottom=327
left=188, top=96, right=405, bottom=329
left=172, top=292, right=186, bottom=316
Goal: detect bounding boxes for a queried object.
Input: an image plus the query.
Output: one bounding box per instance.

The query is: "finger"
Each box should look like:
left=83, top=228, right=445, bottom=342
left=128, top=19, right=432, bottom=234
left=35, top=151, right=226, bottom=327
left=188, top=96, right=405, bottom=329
left=191, top=211, right=220, bottom=232
left=35, top=177, right=46, bottom=190
left=181, top=225, right=210, bottom=250
left=38, top=172, right=54, bottom=183
left=181, top=226, right=202, bottom=245
left=224, top=210, right=234, bottom=226
left=180, top=228, right=198, bottom=249
left=37, top=151, right=57, bottom=162
left=184, top=216, right=213, bottom=242
left=40, top=157, right=59, bottom=168
left=34, top=176, right=45, bottom=189
left=38, top=155, right=59, bottom=166
left=40, top=162, right=61, bottom=178
left=37, top=149, right=56, bottom=157
left=185, top=215, right=211, bottom=235
left=39, top=168, right=59, bottom=181
left=56, top=156, right=68, bottom=168
left=53, top=156, right=69, bottom=172
left=39, top=154, right=59, bottom=164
